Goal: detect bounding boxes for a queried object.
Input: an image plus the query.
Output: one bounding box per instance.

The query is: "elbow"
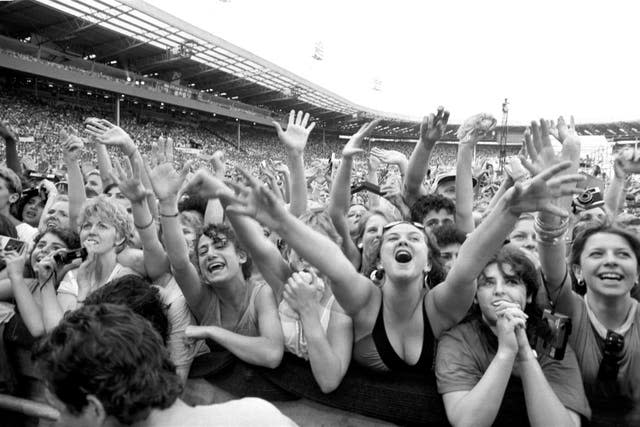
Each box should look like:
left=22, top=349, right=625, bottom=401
left=263, top=344, right=283, bottom=369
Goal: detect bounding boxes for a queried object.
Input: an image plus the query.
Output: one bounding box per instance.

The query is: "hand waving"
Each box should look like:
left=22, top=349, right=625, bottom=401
left=370, top=147, right=407, bottom=166
left=0, top=121, right=17, bottom=140
left=110, top=156, right=152, bottom=203
left=85, top=119, right=136, bottom=156
left=419, top=106, right=450, bottom=149
left=613, top=145, right=640, bottom=178
left=60, top=127, right=84, bottom=163
left=143, top=160, right=191, bottom=203
left=182, top=169, right=236, bottom=203
left=456, top=113, right=497, bottom=145
left=503, top=161, right=585, bottom=217
left=342, top=119, right=381, bottom=158
left=225, top=168, right=289, bottom=230
left=273, top=110, right=316, bottom=154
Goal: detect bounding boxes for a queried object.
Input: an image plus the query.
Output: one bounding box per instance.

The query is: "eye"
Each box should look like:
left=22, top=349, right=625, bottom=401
left=198, top=247, right=208, bottom=256
left=81, top=222, right=92, bottom=230
left=36, top=241, right=46, bottom=249
left=97, top=222, right=109, bottom=230
left=506, top=278, right=520, bottom=286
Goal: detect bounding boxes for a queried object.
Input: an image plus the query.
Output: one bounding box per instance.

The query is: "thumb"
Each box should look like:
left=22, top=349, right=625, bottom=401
left=272, top=121, right=284, bottom=136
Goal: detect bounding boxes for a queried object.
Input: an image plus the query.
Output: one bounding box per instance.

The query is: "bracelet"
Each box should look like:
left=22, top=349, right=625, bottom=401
left=534, top=215, right=569, bottom=244
left=159, top=211, right=179, bottom=218
left=134, top=217, right=155, bottom=230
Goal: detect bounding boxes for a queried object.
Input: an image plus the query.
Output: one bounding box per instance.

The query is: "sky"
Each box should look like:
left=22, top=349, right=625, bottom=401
left=145, top=0, right=640, bottom=125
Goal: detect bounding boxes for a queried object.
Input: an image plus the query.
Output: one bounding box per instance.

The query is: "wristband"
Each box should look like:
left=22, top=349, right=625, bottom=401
left=134, top=217, right=155, bottom=230
left=534, top=215, right=569, bottom=244
left=159, top=211, right=179, bottom=218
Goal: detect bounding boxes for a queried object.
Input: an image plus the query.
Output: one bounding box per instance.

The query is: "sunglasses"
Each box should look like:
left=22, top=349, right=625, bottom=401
left=382, top=221, right=425, bottom=234
left=597, top=330, right=624, bottom=382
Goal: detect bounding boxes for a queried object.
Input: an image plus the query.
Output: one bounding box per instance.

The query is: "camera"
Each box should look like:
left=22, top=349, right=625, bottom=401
left=0, top=236, right=26, bottom=254
left=53, top=248, right=88, bottom=266
left=572, top=187, right=604, bottom=213
left=531, top=309, right=572, bottom=360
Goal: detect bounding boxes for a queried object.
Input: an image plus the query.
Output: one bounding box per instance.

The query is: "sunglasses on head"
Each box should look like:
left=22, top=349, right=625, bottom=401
left=382, top=221, right=425, bottom=234
left=597, top=330, right=624, bottom=382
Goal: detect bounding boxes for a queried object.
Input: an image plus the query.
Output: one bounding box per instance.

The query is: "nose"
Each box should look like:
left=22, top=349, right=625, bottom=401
left=603, top=251, right=618, bottom=265
left=492, top=279, right=506, bottom=295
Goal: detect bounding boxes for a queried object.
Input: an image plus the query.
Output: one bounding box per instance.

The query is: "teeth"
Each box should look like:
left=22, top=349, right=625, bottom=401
left=599, top=274, right=622, bottom=280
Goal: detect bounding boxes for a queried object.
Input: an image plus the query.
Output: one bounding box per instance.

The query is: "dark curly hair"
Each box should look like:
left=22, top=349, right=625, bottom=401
left=191, top=223, right=253, bottom=280
left=33, top=303, right=182, bottom=425
left=83, top=275, right=169, bottom=345
left=24, top=227, right=81, bottom=279
left=432, top=223, right=467, bottom=247
left=410, top=194, right=455, bottom=224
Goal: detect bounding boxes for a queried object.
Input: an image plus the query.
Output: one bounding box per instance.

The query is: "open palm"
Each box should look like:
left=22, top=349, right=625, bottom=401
left=273, top=110, right=316, bottom=154
left=144, top=162, right=190, bottom=202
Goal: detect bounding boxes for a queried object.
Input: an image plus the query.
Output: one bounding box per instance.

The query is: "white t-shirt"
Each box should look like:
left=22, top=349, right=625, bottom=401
left=16, top=222, right=38, bottom=244
left=138, top=398, right=297, bottom=427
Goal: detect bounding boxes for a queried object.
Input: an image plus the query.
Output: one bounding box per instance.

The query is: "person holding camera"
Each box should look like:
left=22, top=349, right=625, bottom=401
left=435, top=245, right=590, bottom=427
left=2, top=227, right=81, bottom=338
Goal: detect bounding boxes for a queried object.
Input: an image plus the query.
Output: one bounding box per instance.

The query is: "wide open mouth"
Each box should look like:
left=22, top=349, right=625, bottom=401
left=395, top=249, right=413, bottom=263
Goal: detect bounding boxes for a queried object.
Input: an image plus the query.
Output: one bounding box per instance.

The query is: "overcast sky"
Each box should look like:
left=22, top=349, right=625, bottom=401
left=146, top=0, right=640, bottom=125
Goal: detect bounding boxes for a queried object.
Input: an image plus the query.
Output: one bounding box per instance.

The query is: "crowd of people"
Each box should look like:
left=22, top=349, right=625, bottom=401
left=0, top=92, right=639, bottom=427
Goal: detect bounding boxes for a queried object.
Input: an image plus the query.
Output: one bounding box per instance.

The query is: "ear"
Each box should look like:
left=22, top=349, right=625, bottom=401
left=571, top=264, right=583, bottom=283
left=237, top=249, right=247, bottom=265
left=8, top=193, right=19, bottom=205
left=526, top=293, right=533, bottom=304
left=85, top=395, right=107, bottom=424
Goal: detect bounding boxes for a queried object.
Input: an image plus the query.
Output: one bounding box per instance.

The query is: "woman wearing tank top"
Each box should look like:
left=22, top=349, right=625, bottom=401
left=227, top=154, right=580, bottom=377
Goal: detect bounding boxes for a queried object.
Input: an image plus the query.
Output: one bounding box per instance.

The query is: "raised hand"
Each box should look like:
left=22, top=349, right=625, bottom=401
left=2, top=248, right=26, bottom=278
left=60, top=127, right=84, bottom=163
left=110, top=156, right=152, bottom=203
left=143, top=160, right=191, bottom=202
left=273, top=110, right=316, bottom=154
left=419, top=106, right=450, bottom=149
left=503, top=161, right=585, bottom=217
left=199, top=150, right=226, bottom=179
left=282, top=271, right=323, bottom=315
left=181, top=169, right=236, bottom=203
left=613, top=145, right=640, bottom=178
left=225, top=168, right=289, bottom=230
left=456, top=113, right=497, bottom=145
left=84, top=119, right=136, bottom=156
left=521, top=119, right=580, bottom=177
left=549, top=115, right=576, bottom=143
left=342, top=119, right=381, bottom=158
left=370, top=147, right=407, bottom=166
left=0, top=121, right=17, bottom=140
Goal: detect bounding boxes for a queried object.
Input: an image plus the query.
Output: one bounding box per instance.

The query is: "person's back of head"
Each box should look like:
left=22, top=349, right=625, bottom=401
left=33, top=303, right=182, bottom=426
left=83, top=274, right=170, bottom=345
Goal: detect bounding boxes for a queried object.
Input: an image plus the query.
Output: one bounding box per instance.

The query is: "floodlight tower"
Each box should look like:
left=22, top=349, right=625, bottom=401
left=499, top=98, right=509, bottom=174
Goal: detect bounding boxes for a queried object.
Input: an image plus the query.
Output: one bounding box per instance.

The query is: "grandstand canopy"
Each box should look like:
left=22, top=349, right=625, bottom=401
left=1, top=0, right=640, bottom=141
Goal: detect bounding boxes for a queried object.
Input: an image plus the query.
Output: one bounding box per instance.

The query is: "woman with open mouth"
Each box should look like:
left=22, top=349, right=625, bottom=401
left=226, top=152, right=582, bottom=410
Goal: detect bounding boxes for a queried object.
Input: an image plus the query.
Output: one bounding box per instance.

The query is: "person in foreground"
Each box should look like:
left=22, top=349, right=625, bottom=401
left=436, top=246, right=590, bottom=427
left=33, top=303, right=296, bottom=427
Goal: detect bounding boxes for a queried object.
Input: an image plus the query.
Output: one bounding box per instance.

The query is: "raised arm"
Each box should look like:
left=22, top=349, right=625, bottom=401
left=227, top=170, right=375, bottom=316
left=605, top=147, right=640, bottom=217
left=60, top=128, right=86, bottom=231
left=371, top=147, right=409, bottom=181
left=455, top=113, right=497, bottom=234
left=524, top=118, right=582, bottom=297
left=4, top=250, right=45, bottom=336
left=273, top=110, right=316, bottom=216
left=144, top=161, right=208, bottom=319
left=0, top=121, right=21, bottom=175
left=328, top=120, right=380, bottom=267
left=404, top=107, right=450, bottom=207
left=428, top=161, right=585, bottom=337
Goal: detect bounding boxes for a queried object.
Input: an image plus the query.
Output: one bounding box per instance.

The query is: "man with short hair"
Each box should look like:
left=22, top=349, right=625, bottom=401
left=34, top=303, right=296, bottom=427
left=410, top=193, right=455, bottom=231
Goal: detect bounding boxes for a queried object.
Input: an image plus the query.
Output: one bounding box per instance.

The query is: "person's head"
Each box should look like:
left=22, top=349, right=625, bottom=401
left=28, top=227, right=81, bottom=278
left=347, top=203, right=368, bottom=236
left=15, top=188, right=46, bottom=227
left=192, top=223, right=252, bottom=286
left=78, top=195, right=132, bottom=255
left=43, top=196, right=70, bottom=231
left=476, top=245, right=541, bottom=326
left=378, top=221, right=444, bottom=287
left=104, top=183, right=132, bottom=214
left=570, top=223, right=640, bottom=301
left=432, top=223, right=466, bottom=274
left=84, top=275, right=169, bottom=345
left=34, top=304, right=182, bottom=426
left=179, top=210, right=203, bottom=258
left=410, top=194, right=455, bottom=230
left=84, top=170, right=103, bottom=197
left=286, top=210, right=342, bottom=273
left=0, top=166, right=22, bottom=212
left=507, top=214, right=539, bottom=267
left=433, top=174, right=457, bottom=201
left=357, top=208, right=397, bottom=256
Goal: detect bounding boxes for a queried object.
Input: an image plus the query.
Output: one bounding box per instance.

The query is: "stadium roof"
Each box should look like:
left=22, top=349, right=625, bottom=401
left=0, top=0, right=640, bottom=141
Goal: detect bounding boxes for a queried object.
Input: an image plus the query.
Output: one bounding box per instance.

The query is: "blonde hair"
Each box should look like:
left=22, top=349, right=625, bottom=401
left=78, top=195, right=133, bottom=247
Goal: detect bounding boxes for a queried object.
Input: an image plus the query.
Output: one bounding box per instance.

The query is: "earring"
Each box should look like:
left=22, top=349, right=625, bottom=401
left=371, top=268, right=384, bottom=282
left=423, top=271, right=430, bottom=288
left=578, top=279, right=586, bottom=288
